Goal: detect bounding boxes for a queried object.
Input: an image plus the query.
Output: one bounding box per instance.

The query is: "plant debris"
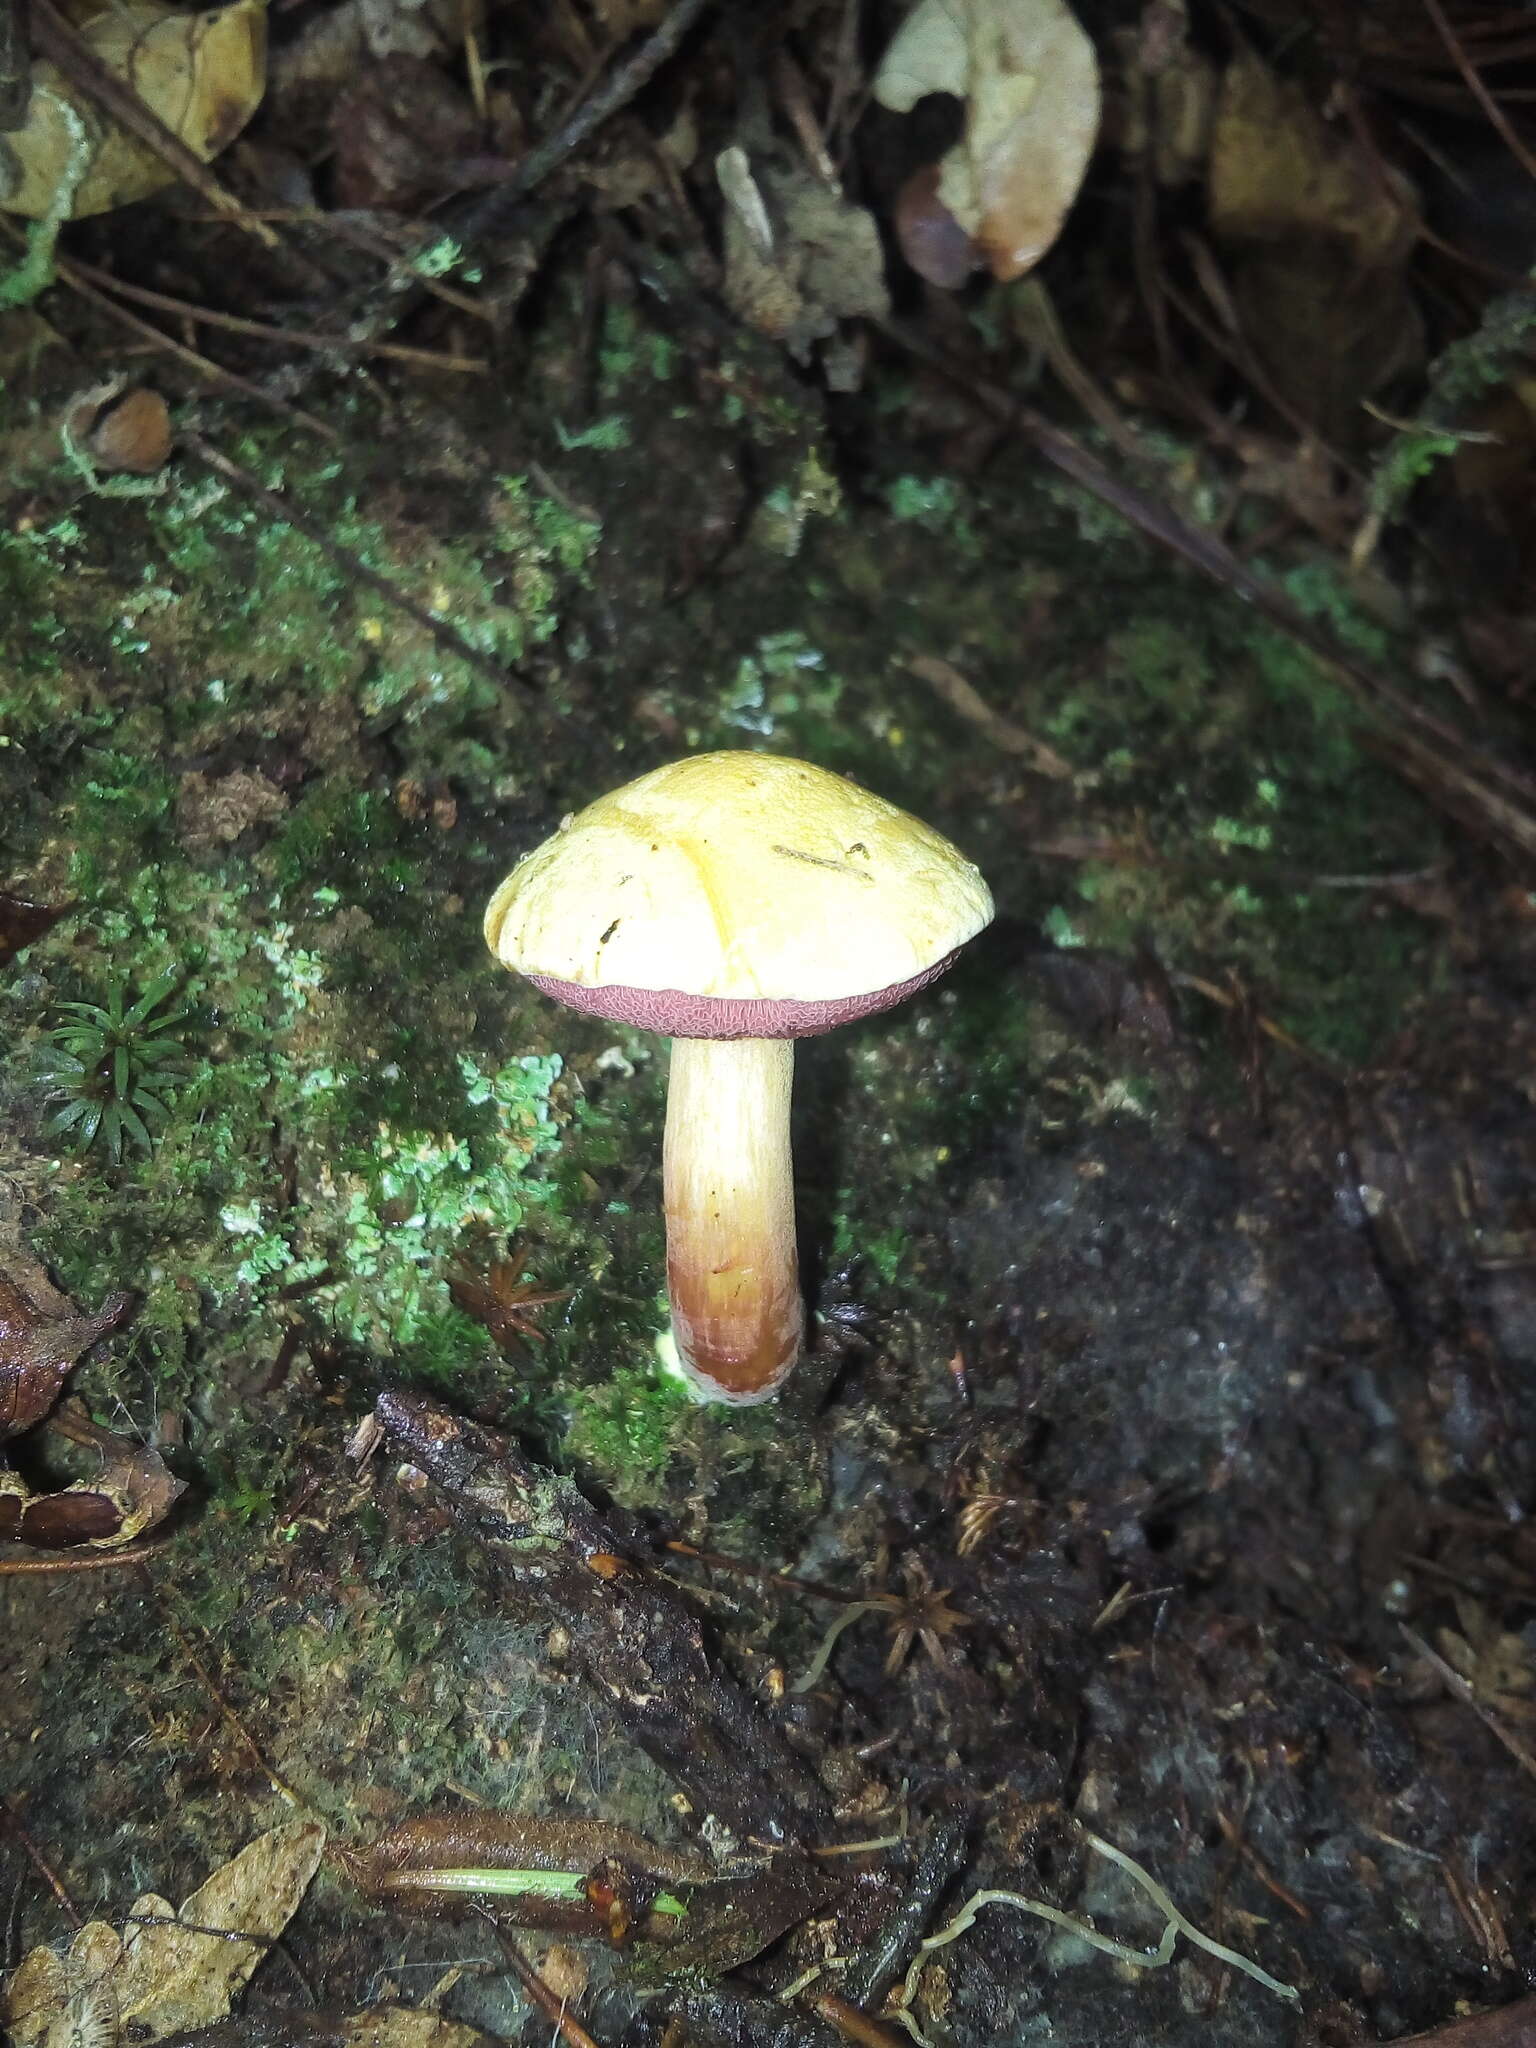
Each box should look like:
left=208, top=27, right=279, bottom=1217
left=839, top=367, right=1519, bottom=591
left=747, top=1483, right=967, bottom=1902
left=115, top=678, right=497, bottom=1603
left=3, top=1820, right=326, bottom=2043
left=6, top=1, right=1536, bottom=2041
left=0, top=0, right=265, bottom=218
left=891, top=1828, right=1300, bottom=2046
left=0, top=1255, right=131, bottom=1443
left=374, top=1389, right=833, bottom=1845
left=1, top=1398, right=184, bottom=1548
left=874, top=0, right=1100, bottom=282
left=0, top=889, right=64, bottom=966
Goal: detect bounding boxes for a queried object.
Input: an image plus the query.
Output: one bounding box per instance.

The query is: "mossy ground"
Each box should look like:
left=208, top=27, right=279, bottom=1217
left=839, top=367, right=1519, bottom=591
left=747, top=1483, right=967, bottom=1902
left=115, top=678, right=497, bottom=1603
left=0, top=292, right=1483, bottom=2032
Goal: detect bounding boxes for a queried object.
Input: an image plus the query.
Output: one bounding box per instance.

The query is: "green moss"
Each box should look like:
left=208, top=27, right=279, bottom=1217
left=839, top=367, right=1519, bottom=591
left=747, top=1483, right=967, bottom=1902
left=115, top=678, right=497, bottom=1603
left=564, top=1360, right=692, bottom=1492
left=309, top=1052, right=567, bottom=1351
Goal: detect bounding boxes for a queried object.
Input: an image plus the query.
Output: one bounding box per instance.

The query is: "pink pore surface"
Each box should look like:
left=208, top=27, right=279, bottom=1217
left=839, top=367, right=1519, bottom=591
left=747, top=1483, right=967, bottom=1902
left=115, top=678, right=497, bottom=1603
left=528, top=951, right=962, bottom=1039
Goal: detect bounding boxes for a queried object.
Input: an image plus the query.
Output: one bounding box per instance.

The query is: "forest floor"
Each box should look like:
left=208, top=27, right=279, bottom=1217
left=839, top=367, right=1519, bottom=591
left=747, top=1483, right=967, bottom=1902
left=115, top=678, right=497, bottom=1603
left=3, top=5, right=1536, bottom=2046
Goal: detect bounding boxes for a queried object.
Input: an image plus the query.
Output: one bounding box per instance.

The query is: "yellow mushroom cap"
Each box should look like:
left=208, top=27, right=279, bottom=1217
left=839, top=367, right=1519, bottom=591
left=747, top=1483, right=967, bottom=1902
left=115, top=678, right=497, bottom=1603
left=483, top=752, right=992, bottom=1029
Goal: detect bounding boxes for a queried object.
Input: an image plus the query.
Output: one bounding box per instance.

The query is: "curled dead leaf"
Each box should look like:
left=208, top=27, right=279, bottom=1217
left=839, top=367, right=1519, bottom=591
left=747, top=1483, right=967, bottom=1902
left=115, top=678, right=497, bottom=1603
left=0, top=0, right=266, bottom=219
left=0, top=1257, right=131, bottom=1442
left=1, top=1401, right=185, bottom=1549
left=875, top=0, right=1100, bottom=282
left=67, top=381, right=173, bottom=474
left=0, top=889, right=65, bottom=966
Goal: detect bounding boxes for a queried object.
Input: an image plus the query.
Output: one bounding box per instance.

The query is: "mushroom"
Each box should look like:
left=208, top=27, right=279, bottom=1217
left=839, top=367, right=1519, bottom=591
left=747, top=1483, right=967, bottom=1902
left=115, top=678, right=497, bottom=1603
left=483, top=753, right=993, bottom=1404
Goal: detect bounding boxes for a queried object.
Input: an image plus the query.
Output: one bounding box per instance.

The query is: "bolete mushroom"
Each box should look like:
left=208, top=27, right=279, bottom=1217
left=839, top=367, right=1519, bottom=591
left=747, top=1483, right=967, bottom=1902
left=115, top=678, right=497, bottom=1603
left=483, top=753, right=993, bottom=1404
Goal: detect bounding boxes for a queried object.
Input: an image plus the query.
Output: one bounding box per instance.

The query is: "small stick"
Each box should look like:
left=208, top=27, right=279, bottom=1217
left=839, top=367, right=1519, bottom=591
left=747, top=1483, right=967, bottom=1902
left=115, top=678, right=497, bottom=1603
left=0, top=1541, right=167, bottom=1573
left=478, top=1912, right=605, bottom=2048
left=63, top=257, right=489, bottom=373
left=156, top=1595, right=309, bottom=1811
left=836, top=1811, right=970, bottom=2009
left=802, top=1992, right=909, bottom=2048
left=663, top=1538, right=867, bottom=1606
left=304, top=0, right=718, bottom=378
left=450, top=0, right=716, bottom=245
left=0, top=1795, right=82, bottom=1928
left=903, top=653, right=1072, bottom=779
left=181, top=434, right=538, bottom=704
left=1170, top=971, right=1340, bottom=1074
left=1213, top=1811, right=1312, bottom=1922
left=877, top=317, right=1536, bottom=861
left=1419, top=0, right=1536, bottom=188
left=5, top=229, right=336, bottom=441
left=1400, top=1994, right=1536, bottom=2045
left=1402, top=1625, right=1536, bottom=1783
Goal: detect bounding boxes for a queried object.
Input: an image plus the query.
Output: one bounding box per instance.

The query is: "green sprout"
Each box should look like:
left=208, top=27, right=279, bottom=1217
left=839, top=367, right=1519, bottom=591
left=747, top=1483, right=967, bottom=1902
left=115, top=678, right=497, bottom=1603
left=35, top=971, right=195, bottom=1160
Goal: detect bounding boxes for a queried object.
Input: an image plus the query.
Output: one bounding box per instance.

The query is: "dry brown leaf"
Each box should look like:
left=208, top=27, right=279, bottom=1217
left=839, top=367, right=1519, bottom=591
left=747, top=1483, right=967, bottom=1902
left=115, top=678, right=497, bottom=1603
left=874, top=0, right=1100, bottom=281
left=0, top=1438, right=181, bottom=1548
left=67, top=381, right=173, bottom=474
left=116, top=1820, right=327, bottom=2035
left=0, top=0, right=266, bottom=219
left=0, top=1258, right=131, bottom=1442
left=3, top=1822, right=326, bottom=2046
left=1208, top=50, right=1416, bottom=269
left=1206, top=50, right=1422, bottom=442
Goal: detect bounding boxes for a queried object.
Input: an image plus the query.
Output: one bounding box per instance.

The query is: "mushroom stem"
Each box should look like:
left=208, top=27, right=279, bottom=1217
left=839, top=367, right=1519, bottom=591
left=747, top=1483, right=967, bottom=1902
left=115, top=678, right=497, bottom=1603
left=662, top=1036, right=803, bottom=1404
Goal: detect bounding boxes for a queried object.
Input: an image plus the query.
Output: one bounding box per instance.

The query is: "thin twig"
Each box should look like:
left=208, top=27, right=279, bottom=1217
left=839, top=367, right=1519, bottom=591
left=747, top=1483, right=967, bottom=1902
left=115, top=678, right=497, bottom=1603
left=0, top=1795, right=82, bottom=1928
left=477, top=1911, right=605, bottom=2048
left=1213, top=1810, right=1313, bottom=1922
left=451, top=0, right=717, bottom=248
left=1400, top=1994, right=1536, bottom=2045
left=903, top=652, right=1073, bottom=778
left=181, top=433, right=539, bottom=704
left=802, top=1991, right=910, bottom=2048
left=29, top=0, right=282, bottom=251
left=1419, top=0, right=1536, bottom=188
left=1402, top=1625, right=1536, bottom=1782
left=176, top=208, right=496, bottom=317
left=64, top=256, right=489, bottom=373
left=0, top=1540, right=168, bottom=1573
left=307, top=0, right=718, bottom=375
left=1, top=225, right=336, bottom=441
left=662, top=1538, right=870, bottom=1606
left=156, top=1594, right=309, bottom=1810
left=1170, top=970, right=1340, bottom=1074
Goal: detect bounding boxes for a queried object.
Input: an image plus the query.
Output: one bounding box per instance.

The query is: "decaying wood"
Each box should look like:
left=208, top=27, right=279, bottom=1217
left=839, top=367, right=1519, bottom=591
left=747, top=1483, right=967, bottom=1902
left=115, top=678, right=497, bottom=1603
left=0, top=1260, right=131, bottom=1443
left=373, top=1391, right=832, bottom=1846
left=1402, top=1995, right=1536, bottom=2046
left=833, top=1810, right=971, bottom=2008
